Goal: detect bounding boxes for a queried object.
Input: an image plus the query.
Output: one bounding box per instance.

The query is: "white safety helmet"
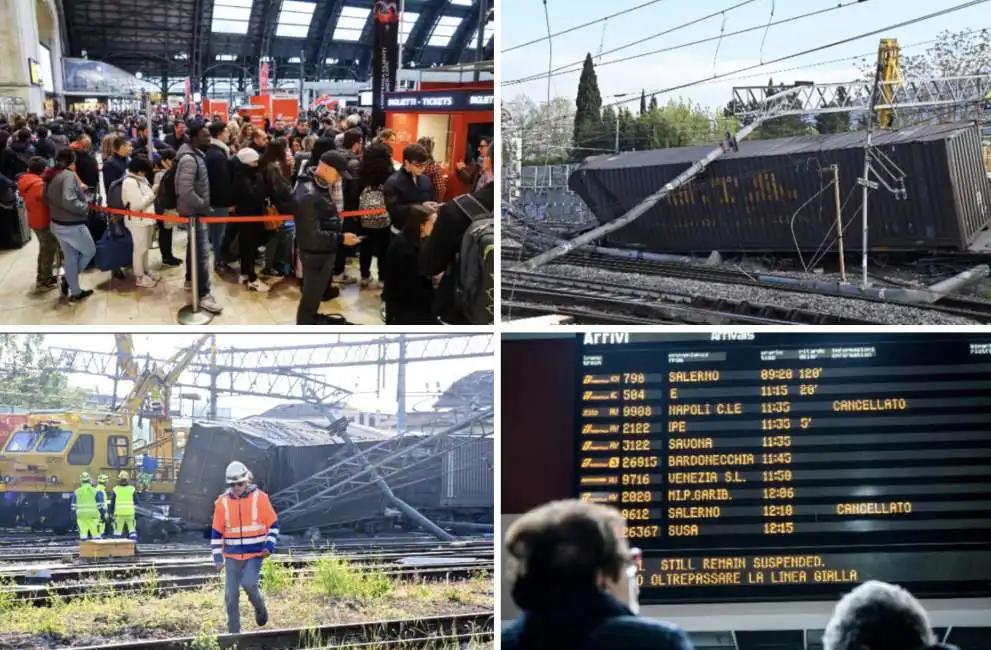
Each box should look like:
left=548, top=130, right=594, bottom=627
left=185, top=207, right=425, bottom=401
left=225, top=461, right=250, bottom=486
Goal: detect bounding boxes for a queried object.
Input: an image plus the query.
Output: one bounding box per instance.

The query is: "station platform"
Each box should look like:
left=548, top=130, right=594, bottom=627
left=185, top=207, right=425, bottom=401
left=0, top=229, right=383, bottom=325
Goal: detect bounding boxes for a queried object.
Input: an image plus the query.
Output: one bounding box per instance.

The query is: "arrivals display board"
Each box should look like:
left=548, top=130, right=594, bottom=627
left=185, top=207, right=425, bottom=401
left=574, top=332, right=991, bottom=603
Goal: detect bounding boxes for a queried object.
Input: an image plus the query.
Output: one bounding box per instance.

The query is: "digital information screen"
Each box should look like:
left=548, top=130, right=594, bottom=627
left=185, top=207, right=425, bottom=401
left=574, top=332, right=991, bottom=603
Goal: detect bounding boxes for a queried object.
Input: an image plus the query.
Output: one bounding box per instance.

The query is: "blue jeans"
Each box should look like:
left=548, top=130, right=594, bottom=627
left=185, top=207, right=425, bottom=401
left=50, top=222, right=96, bottom=297
left=183, top=217, right=210, bottom=297
left=209, top=207, right=230, bottom=265
left=224, top=556, right=266, bottom=634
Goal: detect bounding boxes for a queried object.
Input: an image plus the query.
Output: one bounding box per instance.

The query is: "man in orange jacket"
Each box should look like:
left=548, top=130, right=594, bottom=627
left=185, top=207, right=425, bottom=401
left=211, top=461, right=279, bottom=634
left=16, top=156, right=58, bottom=291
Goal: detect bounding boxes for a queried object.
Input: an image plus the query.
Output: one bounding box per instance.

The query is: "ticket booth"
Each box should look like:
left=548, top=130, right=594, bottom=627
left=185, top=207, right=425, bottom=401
left=384, top=82, right=494, bottom=200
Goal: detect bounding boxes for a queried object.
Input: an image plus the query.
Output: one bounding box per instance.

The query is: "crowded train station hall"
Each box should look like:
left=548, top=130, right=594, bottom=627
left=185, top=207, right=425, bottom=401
left=0, top=0, right=495, bottom=324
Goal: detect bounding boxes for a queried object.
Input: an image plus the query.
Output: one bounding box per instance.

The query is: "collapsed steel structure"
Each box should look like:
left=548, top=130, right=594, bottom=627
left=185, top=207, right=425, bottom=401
left=4, top=334, right=494, bottom=539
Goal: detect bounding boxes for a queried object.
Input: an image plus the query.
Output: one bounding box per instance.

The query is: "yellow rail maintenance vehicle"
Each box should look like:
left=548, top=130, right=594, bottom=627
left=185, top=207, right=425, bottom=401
left=0, top=411, right=180, bottom=534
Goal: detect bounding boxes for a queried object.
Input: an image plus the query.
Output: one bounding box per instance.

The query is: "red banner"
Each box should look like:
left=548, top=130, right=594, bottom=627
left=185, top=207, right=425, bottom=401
left=259, top=62, right=270, bottom=97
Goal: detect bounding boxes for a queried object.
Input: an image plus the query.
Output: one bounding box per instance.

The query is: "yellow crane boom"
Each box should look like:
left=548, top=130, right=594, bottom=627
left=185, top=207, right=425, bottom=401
left=876, top=38, right=903, bottom=129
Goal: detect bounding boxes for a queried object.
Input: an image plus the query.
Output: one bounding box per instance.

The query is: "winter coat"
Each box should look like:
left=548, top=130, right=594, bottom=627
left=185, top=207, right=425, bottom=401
left=502, top=586, right=692, bottom=650
left=384, top=231, right=436, bottom=324
left=204, top=140, right=234, bottom=208
left=74, top=149, right=100, bottom=189
left=34, top=138, right=56, bottom=161
left=16, top=172, right=49, bottom=230
left=45, top=168, right=90, bottom=226
left=292, top=166, right=340, bottom=255
left=102, top=154, right=129, bottom=196
left=0, top=140, right=35, bottom=179
left=382, top=168, right=433, bottom=233
left=420, top=181, right=494, bottom=325
left=121, top=172, right=157, bottom=227
left=231, top=160, right=267, bottom=234
left=174, top=143, right=210, bottom=216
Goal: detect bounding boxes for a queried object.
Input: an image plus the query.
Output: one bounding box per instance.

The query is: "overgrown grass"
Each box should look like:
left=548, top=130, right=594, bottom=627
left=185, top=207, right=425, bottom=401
left=260, top=556, right=294, bottom=595
left=0, top=555, right=492, bottom=647
left=311, top=555, right=391, bottom=601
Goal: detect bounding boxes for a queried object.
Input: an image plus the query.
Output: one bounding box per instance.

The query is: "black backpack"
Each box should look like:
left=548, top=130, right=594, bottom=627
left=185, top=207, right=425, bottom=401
left=157, top=165, right=178, bottom=211
left=106, top=176, right=127, bottom=211
left=452, top=194, right=494, bottom=325
left=157, top=153, right=199, bottom=212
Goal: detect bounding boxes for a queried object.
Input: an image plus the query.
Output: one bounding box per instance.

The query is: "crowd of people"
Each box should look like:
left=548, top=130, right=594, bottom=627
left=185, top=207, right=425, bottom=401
left=0, top=107, right=495, bottom=324
left=503, top=500, right=964, bottom=650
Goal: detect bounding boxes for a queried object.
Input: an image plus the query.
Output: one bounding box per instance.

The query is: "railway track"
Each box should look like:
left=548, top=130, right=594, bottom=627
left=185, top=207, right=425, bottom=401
left=4, top=561, right=493, bottom=604
left=503, top=249, right=991, bottom=324
left=503, top=270, right=872, bottom=325
left=69, top=612, right=494, bottom=650
left=0, top=538, right=492, bottom=562
left=0, top=546, right=493, bottom=582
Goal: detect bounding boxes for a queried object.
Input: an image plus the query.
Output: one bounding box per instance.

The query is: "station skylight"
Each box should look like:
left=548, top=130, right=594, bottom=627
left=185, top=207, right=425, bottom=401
left=400, top=12, right=420, bottom=40
left=450, top=0, right=474, bottom=5
left=276, top=0, right=316, bottom=39
left=332, top=5, right=369, bottom=42
left=288, top=56, right=301, bottom=63
left=468, top=21, right=494, bottom=47
left=216, top=54, right=238, bottom=61
left=427, top=15, right=463, bottom=48
left=211, top=0, right=254, bottom=35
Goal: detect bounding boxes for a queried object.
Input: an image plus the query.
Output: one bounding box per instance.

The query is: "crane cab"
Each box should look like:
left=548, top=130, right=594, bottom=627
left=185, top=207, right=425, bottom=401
left=0, top=412, right=178, bottom=531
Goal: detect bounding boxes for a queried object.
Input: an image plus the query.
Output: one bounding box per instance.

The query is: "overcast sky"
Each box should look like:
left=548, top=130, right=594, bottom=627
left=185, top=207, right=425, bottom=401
left=502, top=0, right=988, bottom=111
left=41, top=334, right=492, bottom=419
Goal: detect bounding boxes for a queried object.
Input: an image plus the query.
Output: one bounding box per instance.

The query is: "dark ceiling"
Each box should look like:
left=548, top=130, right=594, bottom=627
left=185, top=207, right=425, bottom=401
left=61, top=0, right=494, bottom=92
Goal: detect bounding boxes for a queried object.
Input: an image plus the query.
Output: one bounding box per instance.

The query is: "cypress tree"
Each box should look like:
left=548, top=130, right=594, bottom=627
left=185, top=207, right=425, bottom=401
left=573, top=53, right=603, bottom=161
left=648, top=95, right=658, bottom=112
left=640, top=90, right=647, bottom=115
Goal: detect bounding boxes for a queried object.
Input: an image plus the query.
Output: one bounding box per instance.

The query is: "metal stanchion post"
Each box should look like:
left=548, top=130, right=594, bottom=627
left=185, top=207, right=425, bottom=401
left=177, top=215, right=214, bottom=325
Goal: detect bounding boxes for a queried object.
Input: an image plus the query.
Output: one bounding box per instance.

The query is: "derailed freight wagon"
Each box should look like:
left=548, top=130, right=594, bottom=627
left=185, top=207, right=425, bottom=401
left=171, top=419, right=394, bottom=531
left=392, top=436, right=493, bottom=524
left=568, top=122, right=991, bottom=254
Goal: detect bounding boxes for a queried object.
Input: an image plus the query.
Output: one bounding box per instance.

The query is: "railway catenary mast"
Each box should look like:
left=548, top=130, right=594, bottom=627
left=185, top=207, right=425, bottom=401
left=516, top=65, right=991, bottom=283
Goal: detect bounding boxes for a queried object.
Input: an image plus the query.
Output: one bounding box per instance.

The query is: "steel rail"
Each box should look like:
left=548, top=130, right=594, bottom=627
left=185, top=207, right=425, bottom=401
left=69, top=611, right=495, bottom=650
left=6, top=562, right=493, bottom=605
left=0, top=549, right=494, bottom=584
left=504, top=270, right=872, bottom=325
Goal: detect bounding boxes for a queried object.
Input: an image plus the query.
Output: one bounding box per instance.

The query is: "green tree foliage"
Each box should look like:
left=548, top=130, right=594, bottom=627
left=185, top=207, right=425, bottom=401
left=0, top=335, right=87, bottom=409
left=897, top=28, right=991, bottom=79
left=573, top=53, right=604, bottom=161
left=856, top=29, right=991, bottom=125
left=815, top=86, right=853, bottom=134
left=750, top=79, right=815, bottom=140
left=621, top=98, right=740, bottom=150
left=506, top=94, right=575, bottom=164
left=639, top=90, right=647, bottom=115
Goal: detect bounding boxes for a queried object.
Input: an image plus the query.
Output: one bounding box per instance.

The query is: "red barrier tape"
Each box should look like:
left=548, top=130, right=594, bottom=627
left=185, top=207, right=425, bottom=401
left=89, top=204, right=386, bottom=224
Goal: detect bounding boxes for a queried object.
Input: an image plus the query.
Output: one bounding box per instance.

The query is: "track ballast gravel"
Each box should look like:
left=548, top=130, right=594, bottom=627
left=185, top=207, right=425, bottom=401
left=531, top=264, right=977, bottom=325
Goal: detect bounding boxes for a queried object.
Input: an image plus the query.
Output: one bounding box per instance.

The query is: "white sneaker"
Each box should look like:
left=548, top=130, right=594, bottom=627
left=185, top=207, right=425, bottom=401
left=199, top=294, right=224, bottom=314
left=136, top=275, right=157, bottom=288
left=246, top=279, right=270, bottom=293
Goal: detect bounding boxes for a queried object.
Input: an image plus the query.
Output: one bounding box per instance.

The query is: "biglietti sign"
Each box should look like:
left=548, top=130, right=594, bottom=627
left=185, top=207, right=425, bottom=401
left=384, top=89, right=494, bottom=112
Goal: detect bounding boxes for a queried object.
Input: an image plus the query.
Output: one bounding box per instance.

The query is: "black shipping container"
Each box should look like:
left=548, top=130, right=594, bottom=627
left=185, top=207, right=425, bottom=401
left=440, top=437, right=493, bottom=509
left=172, top=420, right=390, bottom=528
left=569, top=122, right=991, bottom=253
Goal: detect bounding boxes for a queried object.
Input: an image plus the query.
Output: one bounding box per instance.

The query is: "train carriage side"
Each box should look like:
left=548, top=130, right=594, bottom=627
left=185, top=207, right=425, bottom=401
left=568, top=122, right=991, bottom=254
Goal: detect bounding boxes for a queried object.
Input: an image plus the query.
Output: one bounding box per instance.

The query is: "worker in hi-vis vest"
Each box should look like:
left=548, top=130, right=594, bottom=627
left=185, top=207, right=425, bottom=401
left=110, top=470, right=138, bottom=541
left=71, top=472, right=106, bottom=540
left=211, top=461, right=279, bottom=634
